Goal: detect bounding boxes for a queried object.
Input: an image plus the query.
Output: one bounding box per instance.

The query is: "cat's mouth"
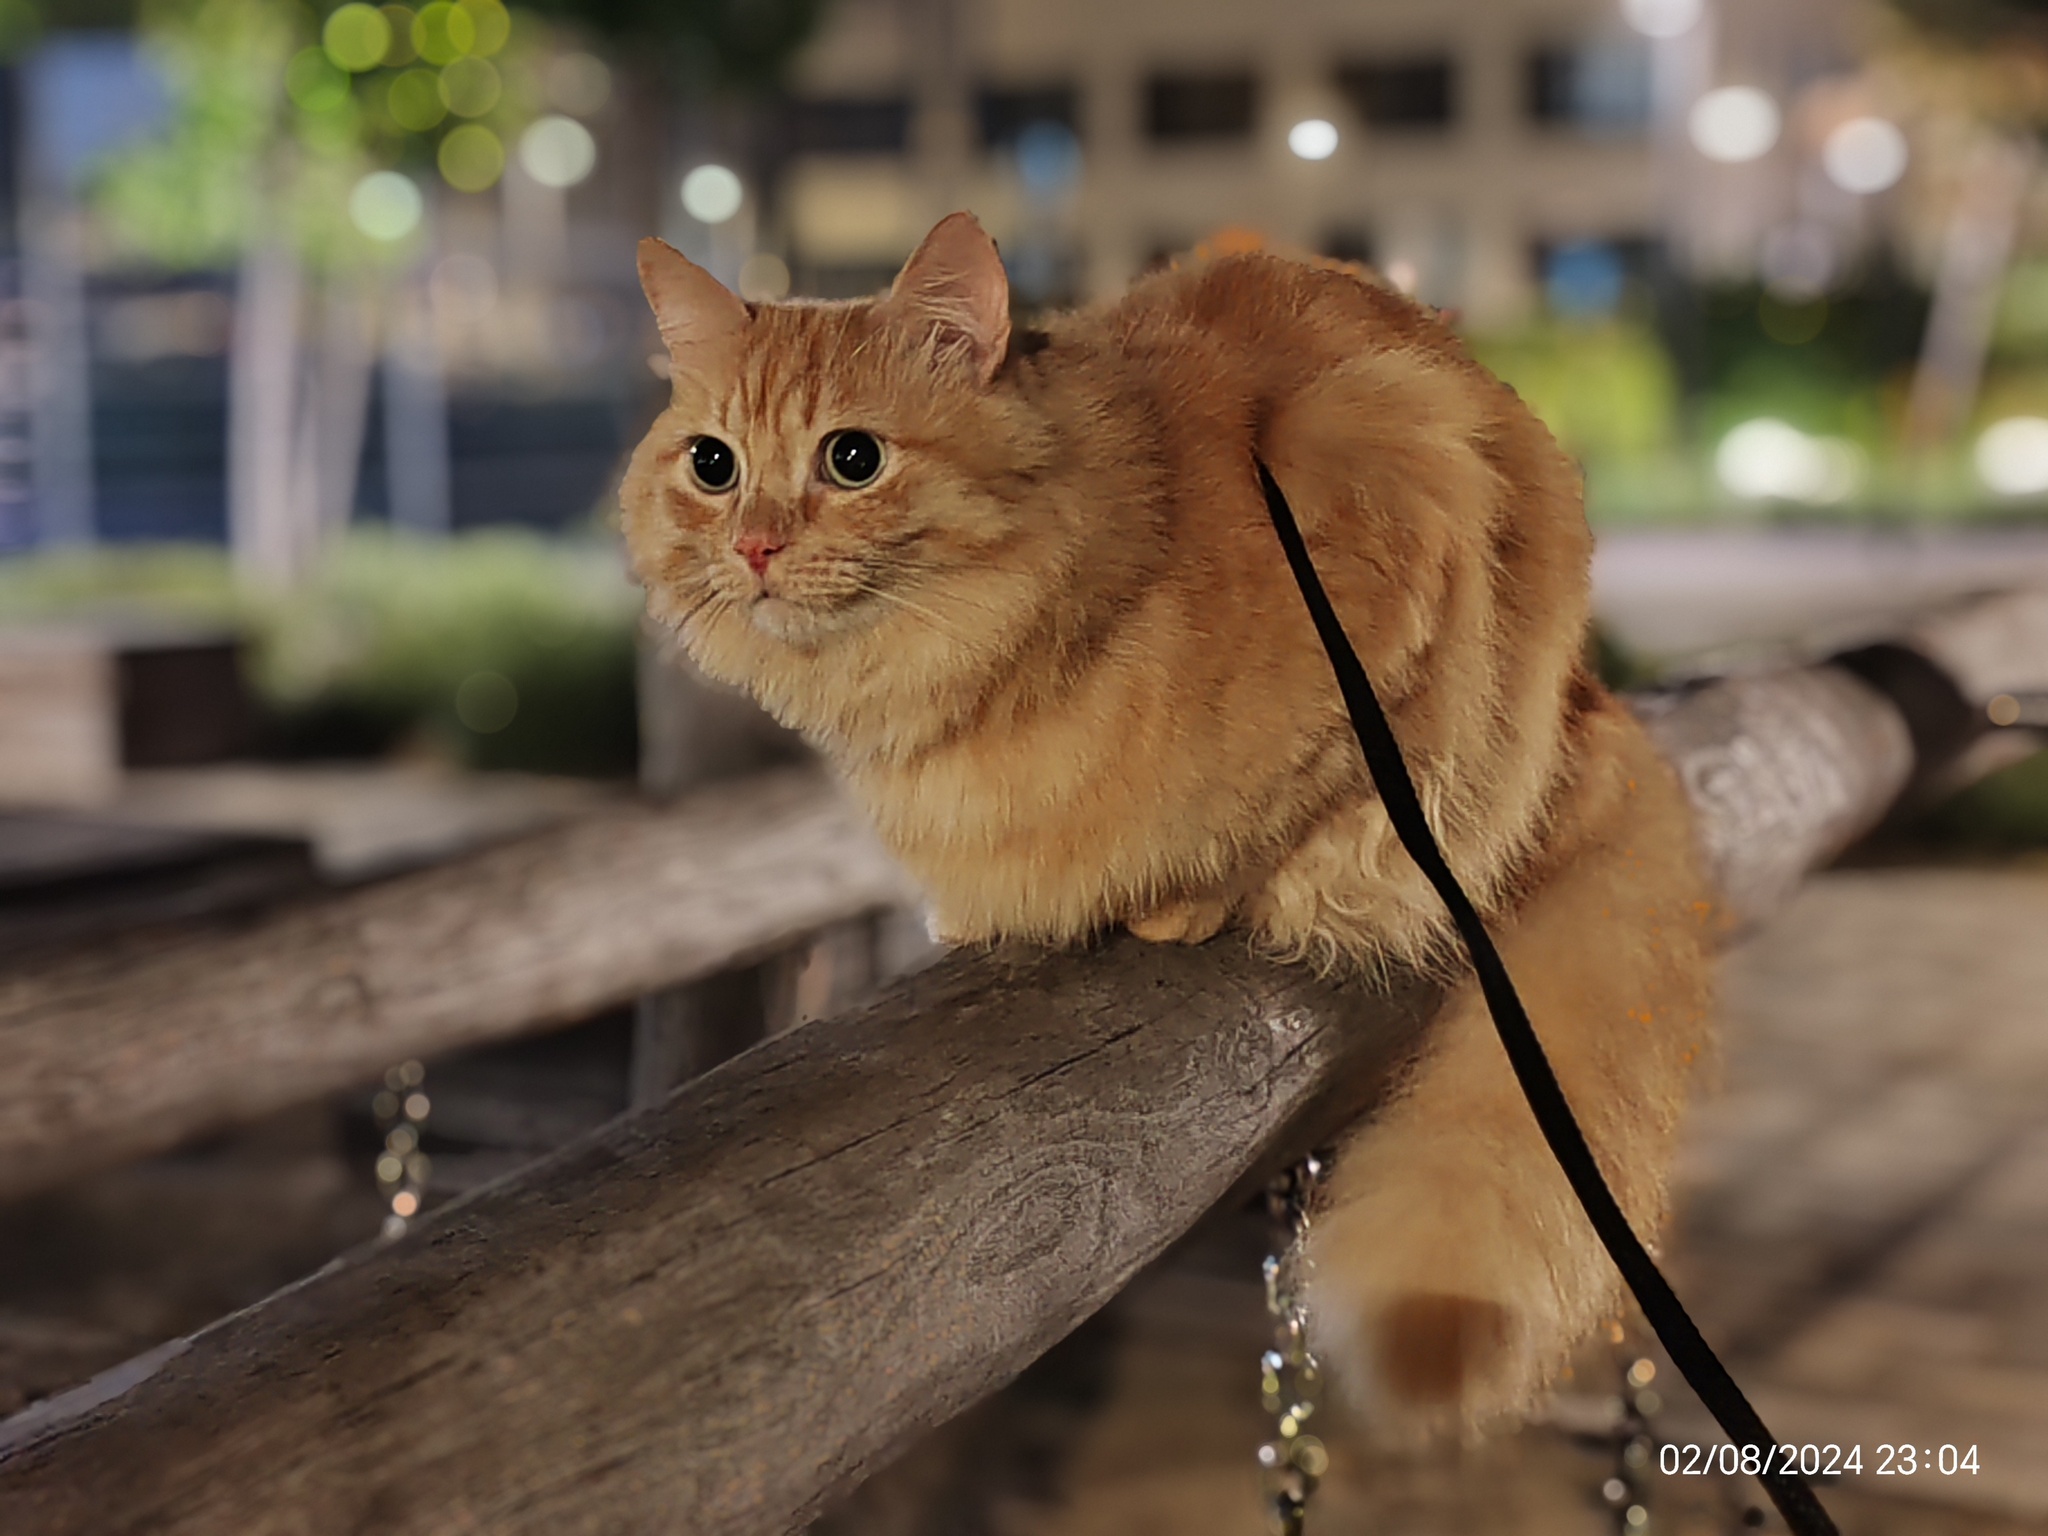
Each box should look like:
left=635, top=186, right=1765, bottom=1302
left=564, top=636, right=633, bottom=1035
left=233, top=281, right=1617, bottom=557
left=746, top=589, right=878, bottom=646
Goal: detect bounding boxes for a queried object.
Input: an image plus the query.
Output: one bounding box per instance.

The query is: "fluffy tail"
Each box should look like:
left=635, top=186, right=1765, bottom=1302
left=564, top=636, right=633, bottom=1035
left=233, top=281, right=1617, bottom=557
left=1302, top=700, right=1715, bottom=1430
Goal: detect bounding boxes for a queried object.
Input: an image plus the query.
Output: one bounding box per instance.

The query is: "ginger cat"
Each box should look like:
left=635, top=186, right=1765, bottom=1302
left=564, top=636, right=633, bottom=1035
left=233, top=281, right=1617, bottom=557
left=620, top=213, right=1714, bottom=1431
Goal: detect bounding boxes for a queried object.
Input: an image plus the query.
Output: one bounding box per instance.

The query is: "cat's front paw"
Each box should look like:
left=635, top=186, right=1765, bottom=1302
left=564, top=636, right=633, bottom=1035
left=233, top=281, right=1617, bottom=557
left=1126, top=894, right=1232, bottom=945
left=923, top=909, right=973, bottom=948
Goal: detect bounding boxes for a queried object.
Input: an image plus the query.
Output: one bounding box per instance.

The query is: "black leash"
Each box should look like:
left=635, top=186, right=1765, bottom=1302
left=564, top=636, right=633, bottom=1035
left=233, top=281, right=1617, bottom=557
left=1257, top=459, right=1837, bottom=1536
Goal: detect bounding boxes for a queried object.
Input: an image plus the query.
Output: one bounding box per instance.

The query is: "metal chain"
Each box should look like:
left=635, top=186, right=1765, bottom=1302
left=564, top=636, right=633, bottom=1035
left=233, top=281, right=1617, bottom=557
left=1595, top=1339, right=1768, bottom=1534
left=1259, top=1152, right=1331, bottom=1535
left=371, top=1058, right=432, bottom=1239
left=1598, top=1345, right=1662, bottom=1533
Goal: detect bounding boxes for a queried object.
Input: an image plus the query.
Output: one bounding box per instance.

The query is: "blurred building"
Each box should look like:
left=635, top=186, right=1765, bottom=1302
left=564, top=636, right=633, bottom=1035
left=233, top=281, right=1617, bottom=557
left=772, top=0, right=1869, bottom=324
left=780, top=0, right=1668, bottom=320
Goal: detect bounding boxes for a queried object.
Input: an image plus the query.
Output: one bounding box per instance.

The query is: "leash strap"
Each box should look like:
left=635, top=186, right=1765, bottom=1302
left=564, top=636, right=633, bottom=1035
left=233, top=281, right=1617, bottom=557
left=1257, top=460, right=1837, bottom=1536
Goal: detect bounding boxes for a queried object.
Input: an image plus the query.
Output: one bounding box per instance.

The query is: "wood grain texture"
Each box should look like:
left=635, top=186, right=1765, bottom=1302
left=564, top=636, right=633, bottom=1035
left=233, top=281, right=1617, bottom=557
left=1634, top=667, right=1914, bottom=927
left=0, top=766, right=915, bottom=1199
left=0, top=936, right=1433, bottom=1536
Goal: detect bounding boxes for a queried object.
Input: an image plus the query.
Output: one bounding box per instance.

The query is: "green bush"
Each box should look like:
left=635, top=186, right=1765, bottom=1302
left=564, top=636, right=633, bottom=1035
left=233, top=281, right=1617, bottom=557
left=0, top=531, right=642, bottom=776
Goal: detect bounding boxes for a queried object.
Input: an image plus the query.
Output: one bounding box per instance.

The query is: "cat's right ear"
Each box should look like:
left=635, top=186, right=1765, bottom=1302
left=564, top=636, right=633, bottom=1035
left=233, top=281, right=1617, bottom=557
left=884, top=212, right=1011, bottom=384
left=638, top=238, right=749, bottom=358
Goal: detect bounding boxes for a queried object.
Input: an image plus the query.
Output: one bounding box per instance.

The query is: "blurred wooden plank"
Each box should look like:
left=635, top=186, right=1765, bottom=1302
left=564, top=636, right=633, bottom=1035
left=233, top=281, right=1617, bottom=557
left=0, top=813, right=317, bottom=961
left=0, top=632, right=118, bottom=809
left=0, top=765, right=915, bottom=1200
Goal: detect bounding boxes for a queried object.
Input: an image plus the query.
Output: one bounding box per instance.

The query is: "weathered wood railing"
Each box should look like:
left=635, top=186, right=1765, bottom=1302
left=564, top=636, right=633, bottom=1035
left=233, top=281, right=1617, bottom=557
left=0, top=767, right=915, bottom=1200
left=0, top=590, right=2043, bottom=1536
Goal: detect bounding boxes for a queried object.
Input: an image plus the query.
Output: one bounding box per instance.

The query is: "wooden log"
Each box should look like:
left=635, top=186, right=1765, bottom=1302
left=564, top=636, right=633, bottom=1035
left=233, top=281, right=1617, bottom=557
left=0, top=934, right=1431, bottom=1536
left=0, top=766, right=916, bottom=1200
left=0, top=640, right=1994, bottom=1536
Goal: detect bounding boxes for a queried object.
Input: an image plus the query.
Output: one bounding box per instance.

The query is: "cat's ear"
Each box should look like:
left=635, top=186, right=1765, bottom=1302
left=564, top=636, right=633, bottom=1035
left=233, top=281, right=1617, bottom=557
left=884, top=212, right=1011, bottom=384
left=638, top=237, right=749, bottom=357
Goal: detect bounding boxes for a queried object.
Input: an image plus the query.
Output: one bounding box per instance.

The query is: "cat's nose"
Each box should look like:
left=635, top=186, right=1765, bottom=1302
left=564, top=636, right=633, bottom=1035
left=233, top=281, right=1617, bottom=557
left=734, top=532, right=786, bottom=578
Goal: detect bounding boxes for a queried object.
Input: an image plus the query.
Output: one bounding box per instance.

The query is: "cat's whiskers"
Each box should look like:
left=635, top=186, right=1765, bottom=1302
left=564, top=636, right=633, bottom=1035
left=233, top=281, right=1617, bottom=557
left=848, top=580, right=986, bottom=650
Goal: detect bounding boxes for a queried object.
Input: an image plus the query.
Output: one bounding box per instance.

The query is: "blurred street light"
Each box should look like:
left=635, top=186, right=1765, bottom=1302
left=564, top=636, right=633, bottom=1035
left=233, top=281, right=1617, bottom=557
left=349, top=170, right=424, bottom=240
left=1975, top=417, right=2048, bottom=495
left=1717, top=418, right=1862, bottom=502
left=682, top=163, right=743, bottom=224
left=1690, top=86, right=1779, bottom=162
left=519, top=115, right=597, bottom=188
left=1622, top=0, right=1703, bottom=39
left=1822, top=117, right=1908, bottom=195
left=1287, top=118, right=1338, bottom=161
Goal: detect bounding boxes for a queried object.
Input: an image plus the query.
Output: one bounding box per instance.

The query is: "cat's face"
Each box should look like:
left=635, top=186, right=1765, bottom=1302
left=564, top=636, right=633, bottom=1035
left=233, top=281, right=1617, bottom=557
left=623, top=215, right=1051, bottom=666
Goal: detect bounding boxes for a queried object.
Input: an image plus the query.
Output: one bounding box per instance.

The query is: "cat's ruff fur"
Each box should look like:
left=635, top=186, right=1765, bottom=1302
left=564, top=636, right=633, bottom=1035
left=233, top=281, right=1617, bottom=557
left=621, top=213, right=1715, bottom=1431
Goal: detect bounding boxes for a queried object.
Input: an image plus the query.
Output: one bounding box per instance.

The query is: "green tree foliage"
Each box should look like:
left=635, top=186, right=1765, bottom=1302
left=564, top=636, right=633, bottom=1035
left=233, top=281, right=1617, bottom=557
left=94, top=0, right=341, bottom=268
left=92, top=0, right=563, bottom=270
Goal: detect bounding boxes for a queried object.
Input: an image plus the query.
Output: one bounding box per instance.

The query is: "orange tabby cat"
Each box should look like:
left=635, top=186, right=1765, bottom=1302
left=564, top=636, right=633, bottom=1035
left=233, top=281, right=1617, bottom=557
left=620, top=213, right=1714, bottom=1430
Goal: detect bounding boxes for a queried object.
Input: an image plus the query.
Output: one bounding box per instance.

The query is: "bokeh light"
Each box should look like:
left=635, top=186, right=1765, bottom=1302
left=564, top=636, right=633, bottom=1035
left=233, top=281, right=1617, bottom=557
left=738, top=251, right=792, bottom=301
left=349, top=170, right=424, bottom=241
left=456, top=670, right=519, bottom=732
left=386, top=67, right=446, bottom=130
left=681, top=164, right=743, bottom=224
left=285, top=47, right=350, bottom=112
left=379, top=3, right=419, bottom=64
left=1975, top=416, right=2048, bottom=496
left=1716, top=418, right=1862, bottom=502
left=438, top=55, right=501, bottom=117
left=1689, top=87, right=1780, bottom=164
left=412, top=1, right=474, bottom=65
left=1822, top=117, right=1908, bottom=195
left=439, top=123, right=505, bottom=191
left=460, top=0, right=510, bottom=56
left=1621, top=0, right=1702, bottom=38
left=518, top=115, right=597, bottom=188
left=322, top=3, right=391, bottom=72
left=1288, top=119, right=1339, bottom=161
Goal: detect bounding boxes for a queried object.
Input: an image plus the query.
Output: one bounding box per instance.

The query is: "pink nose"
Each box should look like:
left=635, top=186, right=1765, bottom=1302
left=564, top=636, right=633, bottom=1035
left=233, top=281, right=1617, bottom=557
left=735, top=533, right=786, bottom=578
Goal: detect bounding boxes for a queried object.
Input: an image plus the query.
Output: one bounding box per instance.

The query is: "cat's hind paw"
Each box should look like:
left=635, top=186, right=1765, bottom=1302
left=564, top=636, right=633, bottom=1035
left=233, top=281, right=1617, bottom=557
left=1126, top=894, right=1232, bottom=945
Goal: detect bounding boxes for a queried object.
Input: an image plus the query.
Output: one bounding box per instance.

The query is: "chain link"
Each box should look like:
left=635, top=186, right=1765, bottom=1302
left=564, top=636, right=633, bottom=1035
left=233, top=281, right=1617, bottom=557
left=1259, top=1152, right=1331, bottom=1535
left=1597, top=1344, right=1662, bottom=1533
left=371, top=1058, right=432, bottom=1238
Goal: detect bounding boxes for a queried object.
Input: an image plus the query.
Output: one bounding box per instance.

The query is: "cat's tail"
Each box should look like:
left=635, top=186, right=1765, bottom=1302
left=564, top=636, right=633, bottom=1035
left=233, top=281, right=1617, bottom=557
left=1301, top=698, right=1715, bottom=1431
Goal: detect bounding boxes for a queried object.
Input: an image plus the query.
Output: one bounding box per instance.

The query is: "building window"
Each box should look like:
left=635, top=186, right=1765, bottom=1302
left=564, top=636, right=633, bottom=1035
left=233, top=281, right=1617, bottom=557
left=1335, top=58, right=1455, bottom=130
left=1144, top=71, right=1257, bottom=143
left=978, top=84, right=1079, bottom=150
left=1532, top=237, right=1655, bottom=317
left=1525, top=42, right=1651, bottom=134
left=783, top=96, right=912, bottom=156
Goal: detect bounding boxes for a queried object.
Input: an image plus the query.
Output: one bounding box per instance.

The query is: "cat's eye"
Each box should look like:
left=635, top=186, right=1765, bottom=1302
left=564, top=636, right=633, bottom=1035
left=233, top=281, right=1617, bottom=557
left=823, top=430, right=885, bottom=489
left=688, top=436, right=738, bottom=493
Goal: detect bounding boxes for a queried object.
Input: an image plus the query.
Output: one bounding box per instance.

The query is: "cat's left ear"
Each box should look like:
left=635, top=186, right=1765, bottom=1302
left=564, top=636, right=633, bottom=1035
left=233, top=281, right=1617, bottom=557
left=638, top=237, right=749, bottom=357
left=884, top=212, right=1011, bottom=384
